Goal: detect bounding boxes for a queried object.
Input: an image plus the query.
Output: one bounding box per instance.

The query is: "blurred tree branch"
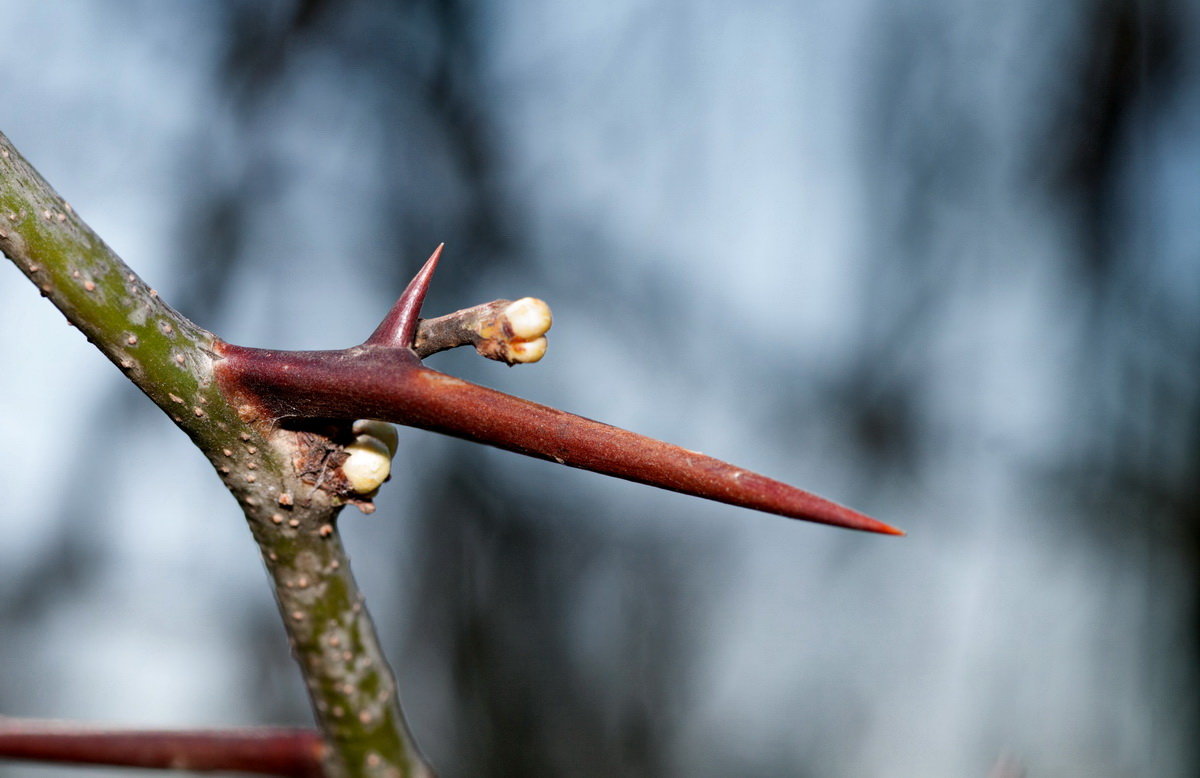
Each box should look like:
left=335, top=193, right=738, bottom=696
left=0, top=720, right=324, bottom=777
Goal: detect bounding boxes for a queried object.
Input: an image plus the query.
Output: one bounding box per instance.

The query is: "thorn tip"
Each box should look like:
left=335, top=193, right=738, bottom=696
left=391, top=366, right=905, bottom=536
left=365, top=244, right=445, bottom=348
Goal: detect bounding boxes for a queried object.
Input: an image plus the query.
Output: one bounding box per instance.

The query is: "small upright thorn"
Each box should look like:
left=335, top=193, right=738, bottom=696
left=365, top=243, right=445, bottom=348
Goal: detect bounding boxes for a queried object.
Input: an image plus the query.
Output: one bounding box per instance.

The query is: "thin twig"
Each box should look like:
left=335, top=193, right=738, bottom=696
left=414, top=291, right=552, bottom=365
left=0, top=720, right=324, bottom=777
left=414, top=299, right=514, bottom=359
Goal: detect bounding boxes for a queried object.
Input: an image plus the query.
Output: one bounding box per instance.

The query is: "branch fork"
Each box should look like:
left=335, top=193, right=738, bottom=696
left=215, top=245, right=903, bottom=536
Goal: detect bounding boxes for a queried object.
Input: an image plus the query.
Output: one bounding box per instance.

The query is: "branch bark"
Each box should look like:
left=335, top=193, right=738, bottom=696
left=0, top=720, right=324, bottom=777
left=0, top=132, right=433, bottom=777
left=414, top=297, right=551, bottom=364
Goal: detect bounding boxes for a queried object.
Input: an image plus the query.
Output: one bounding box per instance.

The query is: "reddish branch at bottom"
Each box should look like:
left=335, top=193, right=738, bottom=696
left=0, top=720, right=324, bottom=777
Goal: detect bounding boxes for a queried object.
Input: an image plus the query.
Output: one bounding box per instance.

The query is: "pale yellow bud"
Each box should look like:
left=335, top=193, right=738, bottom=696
left=505, top=297, right=552, bottom=340
left=351, top=419, right=399, bottom=456
left=506, top=336, right=547, bottom=363
left=342, top=435, right=392, bottom=494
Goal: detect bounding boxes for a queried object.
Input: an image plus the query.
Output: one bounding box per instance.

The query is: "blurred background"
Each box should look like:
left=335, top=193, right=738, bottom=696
left=1, top=1, right=1197, bottom=775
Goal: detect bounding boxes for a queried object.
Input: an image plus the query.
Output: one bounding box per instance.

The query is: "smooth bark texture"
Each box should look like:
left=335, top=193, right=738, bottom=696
left=217, top=342, right=901, bottom=534
left=0, top=720, right=324, bottom=777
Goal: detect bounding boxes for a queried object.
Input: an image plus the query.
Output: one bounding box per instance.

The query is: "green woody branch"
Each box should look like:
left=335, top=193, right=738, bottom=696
left=0, top=132, right=432, bottom=778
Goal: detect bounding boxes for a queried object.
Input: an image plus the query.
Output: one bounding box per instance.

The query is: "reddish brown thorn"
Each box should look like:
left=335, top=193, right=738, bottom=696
left=214, top=343, right=903, bottom=534
left=214, top=241, right=901, bottom=535
left=396, top=367, right=903, bottom=534
left=0, top=720, right=324, bottom=777
left=365, top=243, right=444, bottom=348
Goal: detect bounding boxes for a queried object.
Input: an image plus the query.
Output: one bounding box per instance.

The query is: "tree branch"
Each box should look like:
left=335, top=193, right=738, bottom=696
left=0, top=125, right=902, bottom=775
left=212, top=248, right=901, bottom=536
left=413, top=297, right=552, bottom=364
left=0, top=132, right=433, bottom=778
left=0, top=719, right=324, bottom=777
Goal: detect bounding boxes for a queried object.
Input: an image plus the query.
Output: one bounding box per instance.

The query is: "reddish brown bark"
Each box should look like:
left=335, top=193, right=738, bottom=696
left=0, top=722, right=324, bottom=777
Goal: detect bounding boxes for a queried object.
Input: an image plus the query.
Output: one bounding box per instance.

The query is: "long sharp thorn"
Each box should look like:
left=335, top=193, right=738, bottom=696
left=365, top=243, right=445, bottom=348
left=387, top=367, right=904, bottom=535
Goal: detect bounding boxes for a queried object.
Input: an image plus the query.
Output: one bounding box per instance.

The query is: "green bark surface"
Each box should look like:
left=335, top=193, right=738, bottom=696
left=0, top=132, right=431, bottom=778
